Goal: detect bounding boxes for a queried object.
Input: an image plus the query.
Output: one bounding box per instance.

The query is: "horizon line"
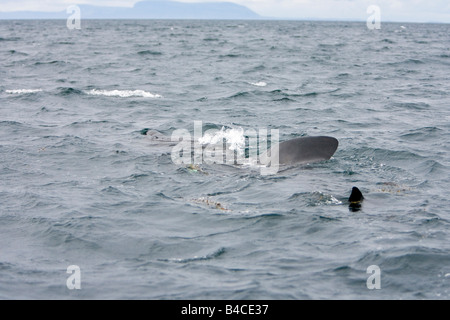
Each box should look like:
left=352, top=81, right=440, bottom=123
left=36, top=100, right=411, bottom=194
left=0, top=18, right=449, bottom=24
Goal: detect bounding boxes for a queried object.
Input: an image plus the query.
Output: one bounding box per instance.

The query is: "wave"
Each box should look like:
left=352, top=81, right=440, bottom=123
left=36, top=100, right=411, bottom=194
left=387, top=59, right=425, bottom=66
left=203, top=37, right=220, bottom=42
left=249, top=81, right=267, bottom=87
left=34, top=60, right=68, bottom=66
left=4, top=89, right=43, bottom=94
left=158, top=247, right=226, bottom=263
left=227, top=91, right=251, bottom=99
left=57, top=87, right=84, bottom=96
left=400, top=126, right=443, bottom=141
left=85, top=89, right=163, bottom=98
left=389, top=102, right=430, bottom=110
left=356, top=247, right=450, bottom=278
left=137, top=50, right=163, bottom=56
left=0, top=37, right=20, bottom=42
left=288, top=191, right=342, bottom=207
left=0, top=120, right=27, bottom=128
left=4, top=87, right=163, bottom=98
left=7, top=50, right=28, bottom=56
left=219, top=53, right=242, bottom=58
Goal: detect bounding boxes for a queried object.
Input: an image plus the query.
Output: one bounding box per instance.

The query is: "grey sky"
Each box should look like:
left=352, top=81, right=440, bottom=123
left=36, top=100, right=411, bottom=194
left=0, top=0, right=449, bottom=22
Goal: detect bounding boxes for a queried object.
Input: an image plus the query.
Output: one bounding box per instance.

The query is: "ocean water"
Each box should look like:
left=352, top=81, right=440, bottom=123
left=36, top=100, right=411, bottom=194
left=0, top=19, right=449, bottom=300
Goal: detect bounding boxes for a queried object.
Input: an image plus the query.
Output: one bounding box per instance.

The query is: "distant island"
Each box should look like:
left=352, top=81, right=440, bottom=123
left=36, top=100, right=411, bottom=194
left=0, top=1, right=261, bottom=20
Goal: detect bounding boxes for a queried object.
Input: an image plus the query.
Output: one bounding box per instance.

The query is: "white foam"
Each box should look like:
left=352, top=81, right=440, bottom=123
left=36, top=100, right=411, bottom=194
left=85, top=89, right=162, bottom=98
left=198, top=126, right=245, bottom=152
left=5, top=89, right=43, bottom=94
left=249, top=81, right=267, bottom=87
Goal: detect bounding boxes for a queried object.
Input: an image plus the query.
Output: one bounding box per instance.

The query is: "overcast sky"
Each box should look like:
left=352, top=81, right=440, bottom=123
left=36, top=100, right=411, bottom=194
left=1, top=0, right=449, bottom=22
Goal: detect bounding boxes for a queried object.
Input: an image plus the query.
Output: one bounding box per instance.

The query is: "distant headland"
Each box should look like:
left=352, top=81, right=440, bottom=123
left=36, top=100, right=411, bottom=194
left=0, top=1, right=262, bottom=20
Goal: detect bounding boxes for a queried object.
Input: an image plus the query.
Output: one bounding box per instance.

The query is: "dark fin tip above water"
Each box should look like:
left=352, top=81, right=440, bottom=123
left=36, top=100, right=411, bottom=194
left=348, top=187, right=364, bottom=203
left=348, top=187, right=364, bottom=212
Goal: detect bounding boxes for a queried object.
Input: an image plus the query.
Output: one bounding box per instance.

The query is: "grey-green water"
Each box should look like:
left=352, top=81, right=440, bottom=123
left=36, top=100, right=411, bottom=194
left=1, top=20, right=449, bottom=299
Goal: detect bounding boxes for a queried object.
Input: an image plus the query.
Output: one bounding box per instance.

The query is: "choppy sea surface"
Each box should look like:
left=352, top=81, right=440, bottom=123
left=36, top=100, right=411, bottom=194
left=1, top=20, right=449, bottom=299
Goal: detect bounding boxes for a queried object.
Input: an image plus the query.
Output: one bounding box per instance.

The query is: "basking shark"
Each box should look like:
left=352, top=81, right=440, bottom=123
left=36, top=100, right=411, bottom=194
left=142, top=128, right=366, bottom=211
left=142, top=128, right=339, bottom=166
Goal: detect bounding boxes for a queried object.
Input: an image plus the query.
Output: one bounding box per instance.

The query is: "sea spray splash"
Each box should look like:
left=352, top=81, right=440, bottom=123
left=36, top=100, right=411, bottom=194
left=171, top=121, right=279, bottom=175
left=198, top=126, right=246, bottom=154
